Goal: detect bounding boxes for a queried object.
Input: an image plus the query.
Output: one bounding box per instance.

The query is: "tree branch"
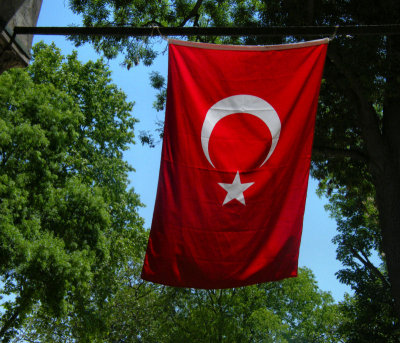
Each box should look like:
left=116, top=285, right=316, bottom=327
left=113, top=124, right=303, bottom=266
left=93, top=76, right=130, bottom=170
left=206, top=290, right=219, bottom=315
left=166, top=303, right=196, bottom=339
left=0, top=289, right=35, bottom=341
left=180, top=0, right=203, bottom=27
left=0, top=309, right=20, bottom=340
left=327, top=46, right=386, bottom=176
left=312, top=145, right=368, bottom=162
left=350, top=247, right=391, bottom=288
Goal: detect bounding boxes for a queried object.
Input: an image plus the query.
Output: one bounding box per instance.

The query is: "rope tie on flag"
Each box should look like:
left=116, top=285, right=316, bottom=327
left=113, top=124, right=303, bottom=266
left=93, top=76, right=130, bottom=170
left=329, top=25, right=340, bottom=41
left=150, top=24, right=168, bottom=42
left=149, top=25, right=169, bottom=55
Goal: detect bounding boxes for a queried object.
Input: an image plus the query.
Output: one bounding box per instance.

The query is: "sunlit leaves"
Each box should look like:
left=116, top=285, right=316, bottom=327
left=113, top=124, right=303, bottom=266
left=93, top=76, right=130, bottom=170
left=0, top=43, right=144, bottom=341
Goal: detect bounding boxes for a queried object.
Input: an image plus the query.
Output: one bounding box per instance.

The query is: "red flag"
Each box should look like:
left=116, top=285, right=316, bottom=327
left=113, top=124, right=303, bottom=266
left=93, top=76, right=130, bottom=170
left=141, top=39, right=328, bottom=288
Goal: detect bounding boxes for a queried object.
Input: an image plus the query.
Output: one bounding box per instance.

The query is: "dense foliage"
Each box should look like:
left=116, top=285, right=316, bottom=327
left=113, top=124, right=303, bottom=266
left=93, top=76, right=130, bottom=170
left=0, top=42, right=145, bottom=341
left=15, top=267, right=343, bottom=342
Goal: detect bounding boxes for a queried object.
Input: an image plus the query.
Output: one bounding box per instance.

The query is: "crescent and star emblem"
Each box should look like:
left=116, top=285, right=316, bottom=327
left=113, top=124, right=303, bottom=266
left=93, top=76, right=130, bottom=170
left=200, top=94, right=281, bottom=206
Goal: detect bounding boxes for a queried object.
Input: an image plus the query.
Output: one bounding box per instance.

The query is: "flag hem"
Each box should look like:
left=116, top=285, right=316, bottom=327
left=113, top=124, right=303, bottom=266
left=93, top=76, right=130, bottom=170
left=168, top=38, right=329, bottom=51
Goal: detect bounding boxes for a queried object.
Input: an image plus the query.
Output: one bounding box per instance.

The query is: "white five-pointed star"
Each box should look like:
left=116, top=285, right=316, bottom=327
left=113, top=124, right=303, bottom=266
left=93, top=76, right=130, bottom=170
left=218, top=172, right=254, bottom=205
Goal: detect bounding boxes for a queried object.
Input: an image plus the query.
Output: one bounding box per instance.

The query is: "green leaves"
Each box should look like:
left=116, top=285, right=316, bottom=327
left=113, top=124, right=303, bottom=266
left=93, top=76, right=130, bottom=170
left=0, top=42, right=143, bottom=341
left=71, top=267, right=339, bottom=343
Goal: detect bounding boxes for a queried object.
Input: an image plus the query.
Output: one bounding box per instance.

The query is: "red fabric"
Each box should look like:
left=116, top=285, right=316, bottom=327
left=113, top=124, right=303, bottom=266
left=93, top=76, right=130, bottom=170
left=141, top=40, right=328, bottom=288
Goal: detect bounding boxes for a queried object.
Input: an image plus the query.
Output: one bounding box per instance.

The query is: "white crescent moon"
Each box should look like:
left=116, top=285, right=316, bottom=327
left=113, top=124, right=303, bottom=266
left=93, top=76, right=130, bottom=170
left=201, top=95, right=281, bottom=168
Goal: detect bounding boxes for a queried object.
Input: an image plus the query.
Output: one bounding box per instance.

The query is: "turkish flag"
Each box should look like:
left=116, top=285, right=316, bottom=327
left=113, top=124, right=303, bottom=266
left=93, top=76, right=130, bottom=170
left=141, top=39, right=328, bottom=288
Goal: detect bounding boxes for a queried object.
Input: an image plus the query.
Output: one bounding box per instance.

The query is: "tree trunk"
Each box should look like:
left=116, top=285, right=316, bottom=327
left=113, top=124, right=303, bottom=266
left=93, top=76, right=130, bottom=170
left=375, top=167, right=400, bottom=316
left=375, top=34, right=400, bottom=316
left=329, top=35, right=400, bottom=316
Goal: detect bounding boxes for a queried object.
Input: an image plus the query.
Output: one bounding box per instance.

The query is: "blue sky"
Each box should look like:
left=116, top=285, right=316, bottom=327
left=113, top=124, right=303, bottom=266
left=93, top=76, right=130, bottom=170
left=32, top=0, right=352, bottom=301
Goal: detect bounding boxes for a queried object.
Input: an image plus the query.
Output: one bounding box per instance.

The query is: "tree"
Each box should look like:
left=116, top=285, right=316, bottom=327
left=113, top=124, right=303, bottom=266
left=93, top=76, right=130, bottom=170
left=14, top=267, right=344, bottom=342
left=67, top=0, right=400, bottom=318
left=0, top=42, right=145, bottom=341
left=316, top=180, right=400, bottom=340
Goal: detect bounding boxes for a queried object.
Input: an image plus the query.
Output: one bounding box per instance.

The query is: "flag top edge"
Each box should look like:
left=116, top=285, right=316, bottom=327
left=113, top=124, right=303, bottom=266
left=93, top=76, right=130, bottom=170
left=168, top=38, right=329, bottom=51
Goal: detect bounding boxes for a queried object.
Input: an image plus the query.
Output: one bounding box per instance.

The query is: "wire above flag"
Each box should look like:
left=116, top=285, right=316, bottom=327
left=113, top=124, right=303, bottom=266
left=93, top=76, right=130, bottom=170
left=141, top=38, right=328, bottom=289
left=13, top=24, right=400, bottom=37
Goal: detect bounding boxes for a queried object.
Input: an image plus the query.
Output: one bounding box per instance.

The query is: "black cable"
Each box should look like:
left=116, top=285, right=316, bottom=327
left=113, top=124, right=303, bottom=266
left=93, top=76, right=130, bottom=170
left=13, top=24, right=400, bottom=37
